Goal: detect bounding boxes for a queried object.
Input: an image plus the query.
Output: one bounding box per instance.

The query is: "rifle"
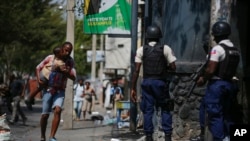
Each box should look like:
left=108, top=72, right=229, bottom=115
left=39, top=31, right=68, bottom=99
left=187, top=63, right=207, bottom=98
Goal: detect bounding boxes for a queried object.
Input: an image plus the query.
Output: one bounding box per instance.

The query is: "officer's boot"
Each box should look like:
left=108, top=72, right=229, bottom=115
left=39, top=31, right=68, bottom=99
left=165, top=134, right=172, bottom=141
left=145, top=134, right=153, bottom=141
left=190, top=128, right=204, bottom=141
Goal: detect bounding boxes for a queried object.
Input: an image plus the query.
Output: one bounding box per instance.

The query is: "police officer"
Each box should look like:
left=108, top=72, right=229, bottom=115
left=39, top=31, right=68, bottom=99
left=130, top=25, right=177, bottom=141
left=195, top=21, right=240, bottom=141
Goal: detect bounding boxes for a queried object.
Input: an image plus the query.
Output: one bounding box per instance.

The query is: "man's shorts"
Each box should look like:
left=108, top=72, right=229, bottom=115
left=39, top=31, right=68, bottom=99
left=42, top=89, right=65, bottom=114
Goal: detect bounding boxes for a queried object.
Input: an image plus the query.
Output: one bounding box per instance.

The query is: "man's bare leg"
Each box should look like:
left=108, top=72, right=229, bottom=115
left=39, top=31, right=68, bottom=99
left=40, top=114, right=49, bottom=140
left=49, top=106, right=62, bottom=139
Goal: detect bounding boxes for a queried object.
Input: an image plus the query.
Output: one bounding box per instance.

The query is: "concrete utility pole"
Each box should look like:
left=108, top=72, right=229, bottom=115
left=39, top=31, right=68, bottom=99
left=63, top=0, right=75, bottom=129
left=99, top=35, right=104, bottom=105
left=100, top=35, right=104, bottom=81
left=91, top=34, right=97, bottom=82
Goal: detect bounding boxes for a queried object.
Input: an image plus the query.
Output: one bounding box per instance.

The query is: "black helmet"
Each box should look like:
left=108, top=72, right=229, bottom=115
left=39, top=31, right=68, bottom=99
left=146, top=25, right=162, bottom=39
left=212, top=21, right=231, bottom=36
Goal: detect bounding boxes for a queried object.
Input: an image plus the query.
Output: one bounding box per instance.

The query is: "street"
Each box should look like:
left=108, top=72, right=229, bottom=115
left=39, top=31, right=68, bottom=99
left=2, top=100, right=146, bottom=141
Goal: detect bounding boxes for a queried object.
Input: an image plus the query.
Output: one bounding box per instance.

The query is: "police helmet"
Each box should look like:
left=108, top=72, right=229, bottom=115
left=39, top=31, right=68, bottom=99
left=146, top=25, right=162, bottom=39
left=212, top=21, right=231, bottom=36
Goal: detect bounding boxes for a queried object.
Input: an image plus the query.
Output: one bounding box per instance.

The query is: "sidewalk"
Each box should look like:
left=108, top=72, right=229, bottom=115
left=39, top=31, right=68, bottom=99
left=6, top=100, right=146, bottom=141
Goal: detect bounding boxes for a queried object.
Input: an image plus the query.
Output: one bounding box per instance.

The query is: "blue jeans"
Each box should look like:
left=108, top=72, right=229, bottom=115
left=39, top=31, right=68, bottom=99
left=42, top=89, right=65, bottom=114
left=74, top=101, right=83, bottom=119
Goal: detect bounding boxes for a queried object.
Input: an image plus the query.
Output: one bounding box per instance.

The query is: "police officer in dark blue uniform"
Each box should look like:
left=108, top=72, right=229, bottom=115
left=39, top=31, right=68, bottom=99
left=130, top=25, right=177, bottom=141
left=195, top=21, right=240, bottom=141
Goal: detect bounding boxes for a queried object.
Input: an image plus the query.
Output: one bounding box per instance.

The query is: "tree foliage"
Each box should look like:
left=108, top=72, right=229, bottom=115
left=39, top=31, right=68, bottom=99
left=74, top=19, right=102, bottom=78
left=0, top=0, right=99, bottom=82
left=74, top=19, right=92, bottom=77
left=0, top=0, right=66, bottom=82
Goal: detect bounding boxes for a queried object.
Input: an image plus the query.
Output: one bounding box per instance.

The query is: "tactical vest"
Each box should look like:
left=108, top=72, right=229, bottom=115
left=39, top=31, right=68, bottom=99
left=215, top=43, right=240, bottom=80
left=143, top=44, right=168, bottom=79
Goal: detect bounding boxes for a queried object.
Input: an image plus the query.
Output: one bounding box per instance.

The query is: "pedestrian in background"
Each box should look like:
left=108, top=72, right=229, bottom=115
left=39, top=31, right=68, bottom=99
left=194, top=21, right=240, bottom=141
left=82, top=81, right=96, bottom=120
left=102, top=79, right=109, bottom=107
left=37, top=42, right=76, bottom=141
left=8, top=74, right=27, bottom=125
left=130, top=25, right=177, bottom=141
left=110, top=79, right=122, bottom=109
left=113, top=87, right=124, bottom=117
left=0, top=83, right=10, bottom=115
left=73, top=78, right=84, bottom=121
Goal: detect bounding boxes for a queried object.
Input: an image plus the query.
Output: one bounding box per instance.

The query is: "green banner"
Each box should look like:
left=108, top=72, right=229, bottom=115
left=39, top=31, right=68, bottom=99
left=83, top=0, right=131, bottom=35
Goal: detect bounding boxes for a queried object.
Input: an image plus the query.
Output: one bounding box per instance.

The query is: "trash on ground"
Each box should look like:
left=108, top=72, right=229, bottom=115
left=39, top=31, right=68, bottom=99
left=0, top=113, right=11, bottom=141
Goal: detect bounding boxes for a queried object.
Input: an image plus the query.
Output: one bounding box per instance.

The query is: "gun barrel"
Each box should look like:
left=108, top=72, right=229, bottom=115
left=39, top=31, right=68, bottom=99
left=187, top=81, right=197, bottom=98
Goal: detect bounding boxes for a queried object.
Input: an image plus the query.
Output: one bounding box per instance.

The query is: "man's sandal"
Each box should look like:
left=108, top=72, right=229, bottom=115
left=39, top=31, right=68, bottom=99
left=49, top=137, right=57, bottom=141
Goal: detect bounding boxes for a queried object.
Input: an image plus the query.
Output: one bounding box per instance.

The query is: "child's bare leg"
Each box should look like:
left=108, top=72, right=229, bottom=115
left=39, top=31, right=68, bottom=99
left=28, top=87, right=42, bottom=100
left=25, top=87, right=42, bottom=110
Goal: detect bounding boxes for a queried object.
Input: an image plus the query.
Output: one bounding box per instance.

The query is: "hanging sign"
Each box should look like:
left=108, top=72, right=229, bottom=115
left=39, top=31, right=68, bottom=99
left=83, top=0, right=131, bottom=35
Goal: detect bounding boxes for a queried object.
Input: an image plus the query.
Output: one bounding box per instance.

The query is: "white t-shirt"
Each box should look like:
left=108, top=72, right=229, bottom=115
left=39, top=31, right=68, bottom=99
left=209, top=39, right=235, bottom=79
left=135, top=41, right=177, bottom=64
left=73, top=83, right=84, bottom=101
left=210, top=39, right=234, bottom=62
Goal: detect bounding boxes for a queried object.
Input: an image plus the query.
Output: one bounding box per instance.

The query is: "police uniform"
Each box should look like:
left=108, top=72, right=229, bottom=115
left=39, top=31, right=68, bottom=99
left=199, top=39, right=240, bottom=140
left=135, top=41, right=176, bottom=136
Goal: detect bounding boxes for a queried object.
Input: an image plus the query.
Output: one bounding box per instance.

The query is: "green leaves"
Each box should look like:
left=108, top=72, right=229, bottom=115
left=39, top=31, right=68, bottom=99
left=74, top=20, right=92, bottom=76
left=0, top=0, right=66, bottom=80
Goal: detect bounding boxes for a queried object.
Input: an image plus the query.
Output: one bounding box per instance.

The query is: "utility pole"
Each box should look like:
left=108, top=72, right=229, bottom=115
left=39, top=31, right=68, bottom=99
left=129, top=0, right=138, bottom=132
left=63, top=0, right=75, bottom=129
left=91, top=34, right=97, bottom=82
left=99, top=35, right=104, bottom=105
left=100, top=35, right=104, bottom=82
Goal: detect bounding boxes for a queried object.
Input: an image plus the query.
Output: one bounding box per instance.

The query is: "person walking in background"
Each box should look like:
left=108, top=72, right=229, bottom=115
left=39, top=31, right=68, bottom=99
left=113, top=87, right=124, bottom=103
left=102, top=79, right=109, bottom=107
left=8, top=74, right=27, bottom=125
left=110, top=79, right=122, bottom=109
left=130, top=25, right=177, bottom=141
left=82, top=81, right=96, bottom=120
left=37, top=42, right=76, bottom=141
left=113, top=87, right=124, bottom=118
left=25, top=46, right=65, bottom=111
left=0, top=83, right=9, bottom=115
left=0, top=83, right=12, bottom=116
left=73, top=78, right=84, bottom=121
left=193, top=21, right=241, bottom=141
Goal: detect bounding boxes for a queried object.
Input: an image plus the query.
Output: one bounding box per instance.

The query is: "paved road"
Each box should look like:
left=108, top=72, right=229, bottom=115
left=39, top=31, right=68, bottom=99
left=2, top=100, right=146, bottom=141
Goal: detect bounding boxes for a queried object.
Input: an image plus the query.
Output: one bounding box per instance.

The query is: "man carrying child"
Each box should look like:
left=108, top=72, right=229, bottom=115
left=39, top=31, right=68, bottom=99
left=34, top=42, right=76, bottom=141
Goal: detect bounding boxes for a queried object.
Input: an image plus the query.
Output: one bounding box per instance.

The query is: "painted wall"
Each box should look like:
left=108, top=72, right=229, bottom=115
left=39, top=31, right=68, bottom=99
left=160, top=0, right=211, bottom=73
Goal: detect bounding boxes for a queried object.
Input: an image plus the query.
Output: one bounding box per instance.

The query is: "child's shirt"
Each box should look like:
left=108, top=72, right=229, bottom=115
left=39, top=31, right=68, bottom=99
left=73, top=83, right=84, bottom=101
left=36, top=55, right=65, bottom=80
left=36, top=55, right=76, bottom=90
